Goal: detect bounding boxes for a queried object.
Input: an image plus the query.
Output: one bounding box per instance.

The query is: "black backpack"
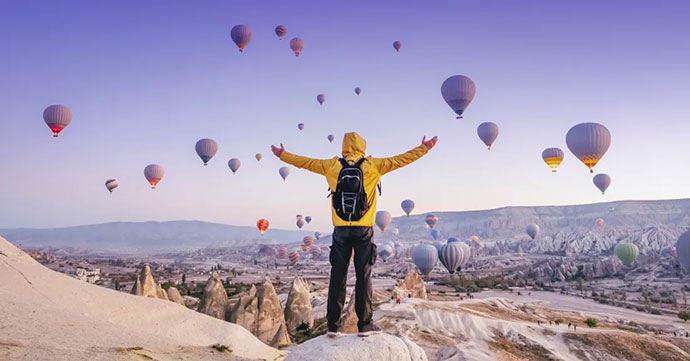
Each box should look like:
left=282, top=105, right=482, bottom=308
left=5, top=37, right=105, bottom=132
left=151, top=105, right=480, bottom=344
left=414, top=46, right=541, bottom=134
left=331, top=158, right=369, bottom=221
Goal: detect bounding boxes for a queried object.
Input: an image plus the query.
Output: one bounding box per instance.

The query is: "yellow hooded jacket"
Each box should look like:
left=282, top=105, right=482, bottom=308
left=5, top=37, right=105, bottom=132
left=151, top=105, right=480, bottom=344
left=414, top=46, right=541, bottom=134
left=280, top=132, right=429, bottom=227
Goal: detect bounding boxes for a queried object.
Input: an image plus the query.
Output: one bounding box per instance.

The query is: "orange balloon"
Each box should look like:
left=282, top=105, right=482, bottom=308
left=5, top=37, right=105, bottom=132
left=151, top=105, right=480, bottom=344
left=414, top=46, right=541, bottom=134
left=257, top=219, right=269, bottom=234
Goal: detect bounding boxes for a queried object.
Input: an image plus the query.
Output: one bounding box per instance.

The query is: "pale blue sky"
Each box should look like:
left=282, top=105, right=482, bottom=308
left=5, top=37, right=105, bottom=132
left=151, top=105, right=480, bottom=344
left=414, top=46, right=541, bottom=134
left=1, top=0, right=689, bottom=231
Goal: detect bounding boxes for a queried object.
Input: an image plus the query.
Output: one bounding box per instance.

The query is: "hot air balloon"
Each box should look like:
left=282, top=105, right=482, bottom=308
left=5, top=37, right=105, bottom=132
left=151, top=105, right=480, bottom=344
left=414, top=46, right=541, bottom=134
left=401, top=200, right=415, bottom=216
left=676, top=230, right=690, bottom=272
left=390, top=228, right=399, bottom=236
left=378, top=244, right=394, bottom=262
left=468, top=235, right=480, bottom=243
left=432, top=241, right=444, bottom=253
left=439, top=243, right=464, bottom=274
left=255, top=153, right=263, bottom=162
left=354, top=87, right=361, bottom=95
left=425, top=214, right=438, bottom=229
left=375, top=211, right=392, bottom=232
left=303, top=236, right=314, bottom=247
left=614, top=243, right=639, bottom=266
left=278, top=246, right=288, bottom=259
left=542, top=148, right=564, bottom=172
left=392, top=41, right=402, bottom=52
left=430, top=229, right=440, bottom=241
left=477, top=122, right=499, bottom=150
left=447, top=237, right=460, bottom=244
left=288, top=250, right=300, bottom=265
left=309, top=245, right=321, bottom=258
left=230, top=24, right=252, bottom=52
left=593, top=174, right=611, bottom=194
left=301, top=243, right=310, bottom=252
left=43, top=105, right=72, bottom=137
left=458, top=242, right=472, bottom=266
left=305, top=216, right=312, bottom=224
left=441, top=75, right=476, bottom=119
left=296, top=219, right=305, bottom=229
left=317, top=94, right=326, bottom=105
left=274, top=25, right=287, bottom=40
left=565, top=123, right=611, bottom=173
left=327, top=134, right=335, bottom=143
left=279, top=167, right=290, bottom=181
left=412, top=243, right=438, bottom=275
left=105, top=179, right=119, bottom=194
left=314, top=232, right=322, bottom=240
left=257, top=219, right=269, bottom=234
left=144, top=164, right=164, bottom=189
left=296, top=214, right=303, bottom=221
left=595, top=218, right=605, bottom=227
left=660, top=246, right=677, bottom=258
left=195, top=138, right=218, bottom=166
left=228, top=158, right=241, bottom=174
left=526, top=223, right=540, bottom=240
left=298, top=123, right=305, bottom=131
left=289, top=37, right=304, bottom=56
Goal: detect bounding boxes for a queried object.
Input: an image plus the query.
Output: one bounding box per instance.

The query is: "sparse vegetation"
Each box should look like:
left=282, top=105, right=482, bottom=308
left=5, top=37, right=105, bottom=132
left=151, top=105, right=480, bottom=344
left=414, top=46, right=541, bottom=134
left=678, top=310, right=690, bottom=322
left=211, top=344, right=232, bottom=353
left=584, top=318, right=598, bottom=327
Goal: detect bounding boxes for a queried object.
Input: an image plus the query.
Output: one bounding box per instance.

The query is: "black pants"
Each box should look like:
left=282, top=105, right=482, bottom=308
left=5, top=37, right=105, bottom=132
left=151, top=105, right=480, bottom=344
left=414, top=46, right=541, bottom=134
left=326, top=226, right=377, bottom=331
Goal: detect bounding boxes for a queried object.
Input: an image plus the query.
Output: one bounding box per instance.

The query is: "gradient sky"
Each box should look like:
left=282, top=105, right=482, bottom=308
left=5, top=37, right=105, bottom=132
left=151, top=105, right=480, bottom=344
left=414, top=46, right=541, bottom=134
left=1, top=0, right=690, bottom=231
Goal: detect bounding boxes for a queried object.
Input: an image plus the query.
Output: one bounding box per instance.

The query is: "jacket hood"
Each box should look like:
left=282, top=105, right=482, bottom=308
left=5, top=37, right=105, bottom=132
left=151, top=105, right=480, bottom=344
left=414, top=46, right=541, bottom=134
left=341, top=132, right=367, bottom=160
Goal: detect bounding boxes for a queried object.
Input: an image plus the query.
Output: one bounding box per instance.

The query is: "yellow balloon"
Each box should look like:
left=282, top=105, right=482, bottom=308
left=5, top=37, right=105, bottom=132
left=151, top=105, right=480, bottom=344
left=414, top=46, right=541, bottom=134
left=255, top=153, right=263, bottom=161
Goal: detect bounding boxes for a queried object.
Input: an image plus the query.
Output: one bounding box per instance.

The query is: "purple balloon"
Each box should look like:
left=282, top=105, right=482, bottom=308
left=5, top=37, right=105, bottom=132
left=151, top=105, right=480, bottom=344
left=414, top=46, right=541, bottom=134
left=393, top=41, right=402, bottom=52
left=355, top=87, right=361, bottom=95
left=477, top=122, right=499, bottom=150
left=274, top=25, right=287, bottom=40
left=231, top=25, right=252, bottom=52
left=317, top=94, right=326, bottom=105
left=298, top=123, right=305, bottom=130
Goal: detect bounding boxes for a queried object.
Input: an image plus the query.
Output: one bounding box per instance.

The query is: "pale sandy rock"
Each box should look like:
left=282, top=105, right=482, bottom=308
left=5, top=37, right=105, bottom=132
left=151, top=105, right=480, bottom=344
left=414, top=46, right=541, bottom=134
left=166, top=286, right=185, bottom=306
left=256, top=277, right=290, bottom=347
left=284, top=277, right=314, bottom=333
left=392, top=269, right=427, bottom=300
left=336, top=289, right=358, bottom=334
left=285, top=333, right=427, bottom=361
left=228, top=285, right=259, bottom=331
left=156, top=284, right=169, bottom=301
left=130, top=264, right=167, bottom=300
left=183, top=295, right=199, bottom=309
left=197, top=272, right=228, bottom=320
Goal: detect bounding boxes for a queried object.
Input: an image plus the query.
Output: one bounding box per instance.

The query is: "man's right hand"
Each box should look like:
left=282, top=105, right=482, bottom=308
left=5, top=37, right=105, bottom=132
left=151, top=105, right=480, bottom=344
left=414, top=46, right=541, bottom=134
left=422, top=136, right=438, bottom=150
left=271, top=143, right=285, bottom=158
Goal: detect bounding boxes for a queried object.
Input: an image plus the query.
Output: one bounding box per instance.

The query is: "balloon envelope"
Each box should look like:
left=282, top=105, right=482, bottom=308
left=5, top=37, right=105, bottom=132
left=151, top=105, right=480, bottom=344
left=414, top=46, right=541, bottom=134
left=458, top=242, right=472, bottom=266
left=278, top=246, right=288, bottom=259
left=439, top=243, right=464, bottom=274
left=279, top=167, right=290, bottom=181
left=230, top=24, right=252, bottom=52
left=676, top=230, right=690, bottom=272
left=430, top=229, right=440, bottom=240
left=303, top=236, right=314, bottom=246
left=105, top=179, right=119, bottom=193
left=355, top=87, right=361, bottom=95
left=255, top=153, right=263, bottom=161
left=614, top=243, right=639, bottom=266
left=542, top=147, right=564, bottom=172
left=195, top=138, right=218, bottom=165
left=296, top=219, right=305, bottom=229
left=274, top=25, right=287, bottom=39
left=144, top=164, right=164, bottom=189
left=393, top=41, right=402, bottom=51
left=228, top=158, right=241, bottom=174
left=477, top=122, right=499, bottom=149
left=314, top=232, right=322, bottom=240
left=43, top=105, right=72, bottom=137
left=441, top=75, right=476, bottom=119
left=288, top=251, right=300, bottom=265
left=328, top=134, right=335, bottom=143
left=425, top=215, right=438, bottom=229
left=401, top=199, right=415, bottom=216
left=447, top=237, right=460, bottom=244
left=378, top=244, right=394, bottom=262
left=289, top=37, right=304, bottom=56
left=257, top=219, right=269, bottom=234
left=432, top=241, right=444, bottom=253
left=298, top=123, right=305, bottom=130
left=412, top=243, right=438, bottom=275
left=305, top=216, right=312, bottom=224
left=526, top=223, right=540, bottom=240
left=595, top=218, right=605, bottom=227
left=593, top=174, right=611, bottom=194
left=566, top=122, right=611, bottom=172
left=375, top=211, right=392, bottom=232
left=317, top=94, right=326, bottom=105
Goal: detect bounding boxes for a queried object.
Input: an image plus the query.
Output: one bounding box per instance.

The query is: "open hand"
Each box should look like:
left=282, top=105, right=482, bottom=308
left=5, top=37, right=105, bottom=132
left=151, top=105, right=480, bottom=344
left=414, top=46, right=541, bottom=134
left=271, top=143, right=285, bottom=157
left=422, top=136, right=438, bottom=150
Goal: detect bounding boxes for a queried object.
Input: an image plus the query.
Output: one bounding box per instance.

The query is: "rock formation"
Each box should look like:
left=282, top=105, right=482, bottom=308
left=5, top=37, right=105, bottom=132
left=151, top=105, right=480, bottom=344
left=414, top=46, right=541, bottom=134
left=130, top=264, right=167, bottom=300
left=392, top=269, right=427, bottom=300
left=197, top=272, right=228, bottom=319
left=156, top=284, right=169, bottom=301
left=284, top=277, right=314, bottom=333
left=166, top=286, right=185, bottom=306
left=336, top=289, right=358, bottom=334
left=284, top=334, right=428, bottom=361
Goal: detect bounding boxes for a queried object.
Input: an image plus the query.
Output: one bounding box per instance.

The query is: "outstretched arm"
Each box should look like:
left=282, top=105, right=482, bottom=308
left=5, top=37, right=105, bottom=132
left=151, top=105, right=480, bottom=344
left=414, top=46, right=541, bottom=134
left=372, top=136, right=437, bottom=175
left=271, top=143, right=332, bottom=175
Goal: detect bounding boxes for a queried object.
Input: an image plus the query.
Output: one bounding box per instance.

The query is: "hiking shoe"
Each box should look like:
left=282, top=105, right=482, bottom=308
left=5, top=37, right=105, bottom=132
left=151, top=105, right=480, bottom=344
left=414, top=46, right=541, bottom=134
left=357, top=323, right=382, bottom=337
left=327, top=326, right=343, bottom=338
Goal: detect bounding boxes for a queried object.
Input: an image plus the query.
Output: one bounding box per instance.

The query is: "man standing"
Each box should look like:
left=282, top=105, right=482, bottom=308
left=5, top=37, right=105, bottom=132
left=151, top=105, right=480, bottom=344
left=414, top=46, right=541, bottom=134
left=271, top=132, right=437, bottom=337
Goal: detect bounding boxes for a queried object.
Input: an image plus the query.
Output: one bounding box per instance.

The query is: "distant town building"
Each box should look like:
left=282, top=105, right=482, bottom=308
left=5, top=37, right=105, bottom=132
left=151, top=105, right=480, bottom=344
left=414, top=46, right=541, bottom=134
left=75, top=267, right=101, bottom=283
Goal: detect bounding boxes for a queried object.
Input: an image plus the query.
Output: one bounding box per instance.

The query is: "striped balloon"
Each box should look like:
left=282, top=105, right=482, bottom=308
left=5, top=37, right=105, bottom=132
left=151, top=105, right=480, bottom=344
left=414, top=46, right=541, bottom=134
left=447, top=237, right=460, bottom=244
left=278, top=246, right=288, bottom=259
left=393, top=41, right=402, bottom=52
left=439, top=243, right=464, bottom=274
left=300, top=244, right=310, bottom=252
left=477, top=122, right=499, bottom=150
left=458, top=242, right=471, bottom=266
left=230, top=24, right=252, bottom=52
left=676, top=230, right=690, bottom=272
left=256, top=219, right=269, bottom=234
left=542, top=147, right=564, bottom=172
left=378, top=244, right=394, bottom=262
left=566, top=122, right=611, bottom=173
left=412, top=243, right=438, bottom=275
left=195, top=138, right=218, bottom=166
left=105, top=179, right=119, bottom=194
left=296, top=214, right=303, bottom=221
left=614, top=243, right=639, bottom=266
left=288, top=250, right=300, bottom=265
left=355, top=87, right=362, bottom=95
left=425, top=214, right=438, bottom=229
left=309, top=245, right=321, bottom=258
left=401, top=199, right=415, bottom=216
left=43, top=105, right=72, bottom=137
left=441, top=75, right=476, bottom=119
left=274, top=25, right=287, bottom=40
left=317, top=94, right=326, bottom=105
left=144, top=164, right=164, bottom=189
left=593, top=173, right=611, bottom=194
left=289, top=37, right=304, bottom=56
left=303, top=236, right=314, bottom=247
left=432, top=241, right=444, bottom=253
left=228, top=158, right=241, bottom=174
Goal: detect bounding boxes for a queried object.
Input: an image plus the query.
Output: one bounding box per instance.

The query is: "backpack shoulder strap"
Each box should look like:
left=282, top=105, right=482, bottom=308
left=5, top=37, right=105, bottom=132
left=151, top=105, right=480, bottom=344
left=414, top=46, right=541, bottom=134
left=338, top=158, right=349, bottom=168
left=354, top=157, right=366, bottom=168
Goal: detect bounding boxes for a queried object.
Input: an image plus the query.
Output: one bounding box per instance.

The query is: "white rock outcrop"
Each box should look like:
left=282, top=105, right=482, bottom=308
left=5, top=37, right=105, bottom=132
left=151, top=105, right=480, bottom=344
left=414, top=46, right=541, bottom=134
left=285, top=333, right=427, bottom=361
left=197, top=272, right=229, bottom=319
left=392, top=269, right=427, bottom=300
left=166, top=286, right=185, bottom=306
left=284, top=277, right=314, bottom=333
left=130, top=264, right=167, bottom=300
